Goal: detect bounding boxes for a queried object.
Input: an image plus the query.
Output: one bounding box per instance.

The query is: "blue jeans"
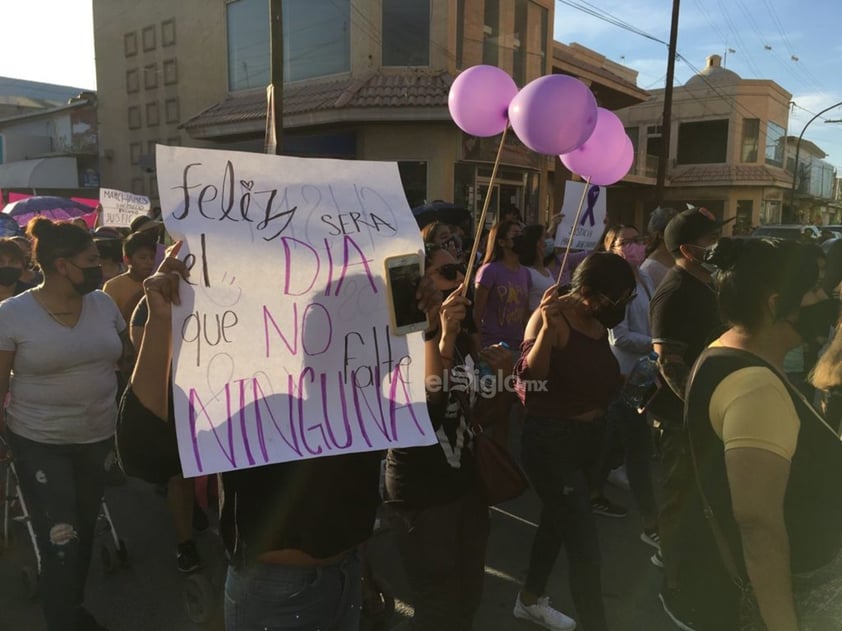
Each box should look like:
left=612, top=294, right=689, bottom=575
left=224, top=550, right=361, bottom=631
left=8, top=432, right=113, bottom=631
left=521, top=416, right=608, bottom=631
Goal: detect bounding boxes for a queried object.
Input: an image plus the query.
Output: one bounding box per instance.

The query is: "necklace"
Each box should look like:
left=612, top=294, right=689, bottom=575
left=32, top=289, right=81, bottom=326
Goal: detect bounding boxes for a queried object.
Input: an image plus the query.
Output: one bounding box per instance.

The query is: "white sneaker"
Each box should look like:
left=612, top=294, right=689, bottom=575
left=513, top=593, right=576, bottom=630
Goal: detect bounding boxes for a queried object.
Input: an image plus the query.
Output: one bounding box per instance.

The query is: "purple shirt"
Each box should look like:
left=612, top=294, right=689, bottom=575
left=475, top=262, right=531, bottom=348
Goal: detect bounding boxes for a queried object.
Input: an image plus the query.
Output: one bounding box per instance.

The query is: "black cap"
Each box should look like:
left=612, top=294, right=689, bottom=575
left=664, top=207, right=735, bottom=254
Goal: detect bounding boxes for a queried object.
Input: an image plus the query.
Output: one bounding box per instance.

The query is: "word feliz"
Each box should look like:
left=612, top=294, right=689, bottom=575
left=171, top=161, right=399, bottom=241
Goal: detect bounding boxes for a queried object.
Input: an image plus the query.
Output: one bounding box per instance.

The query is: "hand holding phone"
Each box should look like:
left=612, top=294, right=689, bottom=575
left=385, top=254, right=428, bottom=335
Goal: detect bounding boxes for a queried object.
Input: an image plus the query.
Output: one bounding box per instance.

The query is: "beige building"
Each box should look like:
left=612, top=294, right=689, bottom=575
left=93, top=0, right=646, bottom=225
left=615, top=54, right=837, bottom=233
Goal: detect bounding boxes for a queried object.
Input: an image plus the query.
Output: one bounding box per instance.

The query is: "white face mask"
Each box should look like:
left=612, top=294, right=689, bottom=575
left=684, top=244, right=717, bottom=273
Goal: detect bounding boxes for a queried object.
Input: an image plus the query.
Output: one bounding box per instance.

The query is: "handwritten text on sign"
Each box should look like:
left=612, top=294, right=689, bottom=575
left=157, top=145, right=434, bottom=476
left=554, top=180, right=608, bottom=251
left=100, top=187, right=151, bottom=227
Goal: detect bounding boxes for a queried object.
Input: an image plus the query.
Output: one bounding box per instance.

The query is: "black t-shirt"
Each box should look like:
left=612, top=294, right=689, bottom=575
left=649, top=266, right=724, bottom=423
left=385, top=333, right=480, bottom=509
left=117, top=385, right=381, bottom=563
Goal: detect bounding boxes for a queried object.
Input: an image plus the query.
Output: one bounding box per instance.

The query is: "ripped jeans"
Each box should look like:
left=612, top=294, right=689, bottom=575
left=8, top=432, right=113, bottom=631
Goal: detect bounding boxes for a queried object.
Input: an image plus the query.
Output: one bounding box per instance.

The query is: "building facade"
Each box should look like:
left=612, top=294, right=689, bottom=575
left=93, top=0, right=647, bottom=226
left=615, top=54, right=837, bottom=232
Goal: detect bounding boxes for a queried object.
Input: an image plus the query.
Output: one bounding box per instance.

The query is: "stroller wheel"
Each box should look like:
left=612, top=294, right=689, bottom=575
left=183, top=572, right=215, bottom=624
left=101, top=544, right=119, bottom=574
left=21, top=564, right=38, bottom=599
left=116, top=539, right=129, bottom=567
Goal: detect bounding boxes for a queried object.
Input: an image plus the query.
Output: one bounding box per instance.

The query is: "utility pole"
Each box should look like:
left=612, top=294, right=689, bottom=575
left=655, top=0, right=680, bottom=207
left=265, top=0, right=283, bottom=155
left=788, top=101, right=842, bottom=216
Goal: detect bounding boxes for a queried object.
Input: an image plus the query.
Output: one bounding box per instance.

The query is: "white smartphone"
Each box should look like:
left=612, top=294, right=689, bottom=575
left=384, top=253, right=428, bottom=336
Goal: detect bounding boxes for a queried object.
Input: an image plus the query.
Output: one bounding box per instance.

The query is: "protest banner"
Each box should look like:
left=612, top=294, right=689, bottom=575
left=553, top=180, right=607, bottom=250
left=156, top=145, right=436, bottom=476
left=100, top=187, right=150, bottom=227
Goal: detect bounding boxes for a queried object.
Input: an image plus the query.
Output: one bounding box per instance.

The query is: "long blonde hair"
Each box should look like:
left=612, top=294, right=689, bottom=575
left=811, top=324, right=842, bottom=390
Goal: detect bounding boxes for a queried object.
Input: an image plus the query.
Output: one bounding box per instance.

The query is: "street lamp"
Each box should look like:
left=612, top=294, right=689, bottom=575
left=789, top=101, right=842, bottom=216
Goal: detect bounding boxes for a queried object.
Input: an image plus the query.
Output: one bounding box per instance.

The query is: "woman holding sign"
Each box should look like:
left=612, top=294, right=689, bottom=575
left=119, top=245, right=450, bottom=631
left=0, top=218, right=132, bottom=631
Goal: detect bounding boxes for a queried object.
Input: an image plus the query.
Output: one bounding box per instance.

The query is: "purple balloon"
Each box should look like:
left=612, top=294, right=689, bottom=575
left=588, top=136, right=634, bottom=186
left=508, top=75, right=598, bottom=155
left=560, top=108, right=628, bottom=179
left=448, top=65, right=518, bottom=137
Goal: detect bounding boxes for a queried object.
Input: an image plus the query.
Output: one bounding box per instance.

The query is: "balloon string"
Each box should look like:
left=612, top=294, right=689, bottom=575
left=556, top=176, right=592, bottom=285
left=461, top=125, right=510, bottom=297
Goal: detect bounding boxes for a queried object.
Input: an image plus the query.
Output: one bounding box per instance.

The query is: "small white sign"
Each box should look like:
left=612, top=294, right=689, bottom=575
left=100, top=187, right=151, bottom=227
left=554, top=180, right=607, bottom=251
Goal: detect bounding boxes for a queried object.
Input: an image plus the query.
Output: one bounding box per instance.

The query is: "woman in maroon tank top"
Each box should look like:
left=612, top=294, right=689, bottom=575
left=512, top=253, right=635, bottom=631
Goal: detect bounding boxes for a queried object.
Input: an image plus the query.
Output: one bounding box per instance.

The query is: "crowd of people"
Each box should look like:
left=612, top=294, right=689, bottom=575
left=1, top=202, right=842, bottom=631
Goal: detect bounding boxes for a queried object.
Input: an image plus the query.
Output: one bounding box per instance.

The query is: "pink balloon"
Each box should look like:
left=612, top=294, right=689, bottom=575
left=508, top=75, right=598, bottom=155
left=448, top=65, right=518, bottom=137
left=588, top=136, right=634, bottom=186
left=560, top=108, right=628, bottom=179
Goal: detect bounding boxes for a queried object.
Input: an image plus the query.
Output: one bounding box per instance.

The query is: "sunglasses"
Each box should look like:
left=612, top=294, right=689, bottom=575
left=434, top=263, right=466, bottom=281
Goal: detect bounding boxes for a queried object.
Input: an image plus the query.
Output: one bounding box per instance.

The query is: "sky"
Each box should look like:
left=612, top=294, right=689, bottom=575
left=0, top=0, right=840, bottom=167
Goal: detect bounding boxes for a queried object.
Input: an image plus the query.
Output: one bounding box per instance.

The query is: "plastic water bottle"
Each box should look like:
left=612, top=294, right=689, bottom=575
left=621, top=351, right=659, bottom=410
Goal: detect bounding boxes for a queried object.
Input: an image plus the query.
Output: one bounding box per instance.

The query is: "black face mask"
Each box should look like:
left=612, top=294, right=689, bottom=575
left=793, top=299, right=840, bottom=343
left=592, top=303, right=627, bottom=329
left=69, top=263, right=104, bottom=295
left=0, top=267, right=22, bottom=287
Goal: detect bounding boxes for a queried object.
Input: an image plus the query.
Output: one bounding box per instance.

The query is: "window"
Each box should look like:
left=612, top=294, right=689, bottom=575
left=456, top=0, right=465, bottom=69
left=163, top=59, right=178, bottom=85
left=165, top=98, right=179, bottom=124
left=144, top=64, right=158, bottom=90
left=124, top=32, right=137, bottom=57
left=765, top=121, right=786, bottom=167
left=128, top=106, right=141, bottom=129
left=227, top=0, right=269, bottom=91
left=130, top=142, right=142, bottom=165
left=625, top=126, right=640, bottom=174
left=284, top=1, right=350, bottom=81
left=147, top=140, right=159, bottom=157
left=146, top=102, right=160, bottom=127
left=483, top=0, right=499, bottom=66
left=131, top=177, right=145, bottom=195
left=227, top=0, right=351, bottom=90
left=142, top=25, right=156, bottom=52
left=512, top=0, right=528, bottom=86
left=149, top=175, right=159, bottom=198
left=162, top=18, right=176, bottom=47
left=741, top=118, right=759, bottom=162
left=735, top=200, right=754, bottom=235
left=126, top=69, right=139, bottom=93
left=397, top=161, right=427, bottom=208
left=382, top=0, right=429, bottom=66
left=539, top=5, right=548, bottom=74
left=677, top=119, right=729, bottom=164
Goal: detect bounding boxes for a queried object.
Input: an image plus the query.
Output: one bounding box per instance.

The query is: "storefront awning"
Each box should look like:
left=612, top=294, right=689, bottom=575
left=0, top=156, right=78, bottom=188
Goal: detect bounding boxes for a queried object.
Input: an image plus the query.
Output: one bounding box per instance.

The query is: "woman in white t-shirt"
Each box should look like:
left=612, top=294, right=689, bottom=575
left=0, top=218, right=131, bottom=631
left=514, top=224, right=557, bottom=313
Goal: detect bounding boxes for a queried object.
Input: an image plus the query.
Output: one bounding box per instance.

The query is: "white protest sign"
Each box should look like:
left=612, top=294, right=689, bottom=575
left=554, top=180, right=607, bottom=250
left=156, top=145, right=435, bottom=476
left=100, top=187, right=151, bottom=227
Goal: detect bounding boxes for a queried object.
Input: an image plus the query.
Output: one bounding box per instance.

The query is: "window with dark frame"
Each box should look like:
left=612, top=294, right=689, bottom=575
left=512, top=0, right=528, bottom=86
left=483, top=0, right=499, bottom=66
left=382, top=0, right=430, bottom=66
left=144, top=64, right=158, bottom=90
left=126, top=69, right=139, bottom=93
left=147, top=139, right=159, bottom=157
left=132, top=177, right=145, bottom=195
left=128, top=106, right=141, bottom=129
left=677, top=119, right=729, bottom=164
left=765, top=121, right=786, bottom=167
left=162, top=18, right=176, bottom=47
left=397, top=161, right=428, bottom=209
left=149, top=175, right=159, bottom=198
left=124, top=32, right=137, bottom=57
left=165, top=98, right=179, bottom=124
left=130, top=142, right=142, bottom=165
left=163, top=59, right=178, bottom=85
left=142, top=25, right=156, bottom=52
left=741, top=118, right=759, bottom=163
left=146, top=102, right=160, bottom=127
left=456, top=0, right=465, bottom=69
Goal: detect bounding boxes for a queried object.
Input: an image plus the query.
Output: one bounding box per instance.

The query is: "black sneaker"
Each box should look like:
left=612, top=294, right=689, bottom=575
left=177, top=540, right=202, bottom=574
left=659, top=587, right=698, bottom=631
left=591, top=495, right=628, bottom=518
